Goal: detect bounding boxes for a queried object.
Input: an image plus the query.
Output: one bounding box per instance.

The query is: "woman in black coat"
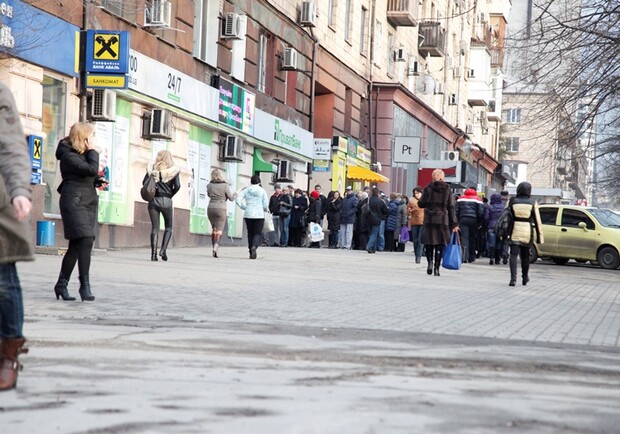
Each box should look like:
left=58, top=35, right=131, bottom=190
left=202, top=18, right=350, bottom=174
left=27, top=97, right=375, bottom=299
left=418, top=169, right=458, bottom=276
left=326, top=191, right=342, bottom=248
left=144, top=150, right=181, bottom=261
left=54, top=122, right=105, bottom=302
left=288, top=189, right=307, bottom=247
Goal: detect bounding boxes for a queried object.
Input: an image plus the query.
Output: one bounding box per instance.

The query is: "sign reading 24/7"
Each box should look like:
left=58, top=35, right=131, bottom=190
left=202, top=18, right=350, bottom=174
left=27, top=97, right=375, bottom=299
left=85, top=30, right=130, bottom=74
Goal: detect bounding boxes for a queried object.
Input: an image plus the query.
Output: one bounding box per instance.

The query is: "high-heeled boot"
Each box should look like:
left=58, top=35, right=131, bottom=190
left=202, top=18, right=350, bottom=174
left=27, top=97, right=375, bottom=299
left=160, top=229, right=172, bottom=261
left=213, top=234, right=220, bottom=258
left=426, top=247, right=433, bottom=275
left=78, top=275, right=95, bottom=302
left=434, top=247, right=442, bottom=276
left=54, top=274, right=76, bottom=301
left=0, top=338, right=29, bottom=391
left=150, top=233, right=158, bottom=261
left=509, top=253, right=518, bottom=286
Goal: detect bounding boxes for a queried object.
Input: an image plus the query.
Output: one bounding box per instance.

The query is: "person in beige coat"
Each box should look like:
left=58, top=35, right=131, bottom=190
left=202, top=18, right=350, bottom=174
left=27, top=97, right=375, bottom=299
left=407, top=186, right=425, bottom=263
left=206, top=168, right=235, bottom=257
left=0, top=82, right=33, bottom=390
left=507, top=182, right=544, bottom=286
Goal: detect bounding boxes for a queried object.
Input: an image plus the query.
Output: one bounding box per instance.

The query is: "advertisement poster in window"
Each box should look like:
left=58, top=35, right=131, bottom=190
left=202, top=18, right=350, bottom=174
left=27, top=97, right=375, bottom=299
left=226, top=161, right=239, bottom=238
left=188, top=125, right=212, bottom=234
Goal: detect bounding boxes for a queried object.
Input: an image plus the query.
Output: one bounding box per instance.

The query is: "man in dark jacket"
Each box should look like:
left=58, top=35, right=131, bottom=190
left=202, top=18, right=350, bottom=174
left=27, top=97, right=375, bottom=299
left=366, top=188, right=389, bottom=253
left=267, top=185, right=282, bottom=246
left=456, top=188, right=484, bottom=263
left=339, top=186, right=358, bottom=249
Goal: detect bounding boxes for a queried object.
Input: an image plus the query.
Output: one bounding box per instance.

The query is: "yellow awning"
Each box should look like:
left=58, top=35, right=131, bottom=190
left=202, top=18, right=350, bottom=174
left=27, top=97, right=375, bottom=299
left=347, top=165, right=389, bottom=183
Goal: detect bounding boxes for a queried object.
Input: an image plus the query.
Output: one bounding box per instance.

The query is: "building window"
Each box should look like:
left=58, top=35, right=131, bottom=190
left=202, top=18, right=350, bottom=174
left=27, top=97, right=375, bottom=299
left=373, top=19, right=383, bottom=66
left=387, top=32, right=395, bottom=75
left=344, top=0, right=352, bottom=42
left=193, top=0, right=208, bottom=61
left=328, top=0, right=337, bottom=28
left=100, top=0, right=137, bottom=22
left=344, top=87, right=353, bottom=134
left=360, top=7, right=368, bottom=55
left=506, top=137, right=520, bottom=152
left=257, top=34, right=268, bottom=93
left=505, top=108, right=521, bottom=124
left=42, top=75, right=67, bottom=214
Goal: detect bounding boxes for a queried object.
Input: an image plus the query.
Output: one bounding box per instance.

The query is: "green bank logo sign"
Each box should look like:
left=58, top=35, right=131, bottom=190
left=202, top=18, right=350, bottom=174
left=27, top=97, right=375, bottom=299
left=274, top=120, right=301, bottom=150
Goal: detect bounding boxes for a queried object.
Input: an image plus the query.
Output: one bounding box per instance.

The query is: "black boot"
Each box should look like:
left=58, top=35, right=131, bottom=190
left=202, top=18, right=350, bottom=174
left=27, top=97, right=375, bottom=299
left=54, top=274, right=75, bottom=301
left=434, top=247, right=442, bottom=276
left=160, top=229, right=172, bottom=261
left=426, top=247, right=433, bottom=275
left=509, top=253, right=518, bottom=286
left=150, top=233, right=158, bottom=261
left=78, top=275, right=95, bottom=302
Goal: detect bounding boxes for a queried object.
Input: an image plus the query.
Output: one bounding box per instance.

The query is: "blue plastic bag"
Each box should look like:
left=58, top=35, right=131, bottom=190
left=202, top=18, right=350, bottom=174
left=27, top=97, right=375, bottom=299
left=442, top=232, right=462, bottom=270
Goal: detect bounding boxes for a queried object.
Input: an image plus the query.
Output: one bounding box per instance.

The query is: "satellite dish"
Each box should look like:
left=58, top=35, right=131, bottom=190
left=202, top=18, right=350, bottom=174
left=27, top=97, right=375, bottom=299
left=416, top=74, right=436, bottom=95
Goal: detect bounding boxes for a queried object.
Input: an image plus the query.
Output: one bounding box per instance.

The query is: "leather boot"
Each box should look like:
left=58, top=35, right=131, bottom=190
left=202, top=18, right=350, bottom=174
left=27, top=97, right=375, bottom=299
left=160, top=230, right=172, bottom=261
left=426, top=247, right=433, bottom=275
left=54, top=274, right=75, bottom=301
left=78, top=275, right=95, bottom=302
left=0, top=338, right=29, bottom=391
left=509, top=253, right=518, bottom=286
left=434, top=247, right=442, bottom=276
left=150, top=233, right=158, bottom=261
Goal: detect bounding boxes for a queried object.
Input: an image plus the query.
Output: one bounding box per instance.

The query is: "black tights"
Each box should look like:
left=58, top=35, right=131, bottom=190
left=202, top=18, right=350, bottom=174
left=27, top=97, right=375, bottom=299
left=60, top=237, right=95, bottom=278
left=509, top=244, right=530, bottom=279
left=148, top=203, right=173, bottom=235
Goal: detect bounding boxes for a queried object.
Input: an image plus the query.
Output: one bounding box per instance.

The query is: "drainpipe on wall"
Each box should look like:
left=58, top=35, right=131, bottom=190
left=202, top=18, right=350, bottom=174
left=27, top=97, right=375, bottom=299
left=368, top=0, right=377, bottom=161
left=306, top=28, right=318, bottom=195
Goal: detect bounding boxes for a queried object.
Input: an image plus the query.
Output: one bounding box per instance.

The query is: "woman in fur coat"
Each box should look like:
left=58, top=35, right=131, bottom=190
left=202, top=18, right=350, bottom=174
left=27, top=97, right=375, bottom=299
left=418, top=169, right=459, bottom=276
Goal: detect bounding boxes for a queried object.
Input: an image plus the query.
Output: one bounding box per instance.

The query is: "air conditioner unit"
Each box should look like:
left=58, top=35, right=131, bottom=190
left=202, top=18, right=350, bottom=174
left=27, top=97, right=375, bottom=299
left=143, top=108, right=172, bottom=140
left=441, top=151, right=459, bottom=161
left=89, top=89, right=116, bottom=121
left=435, top=83, right=444, bottom=94
left=467, top=68, right=476, bottom=78
left=394, top=47, right=407, bottom=62
left=144, top=0, right=172, bottom=27
left=221, top=12, right=242, bottom=39
left=453, top=67, right=462, bottom=78
left=299, top=1, right=316, bottom=27
left=222, top=135, right=243, bottom=161
left=407, top=60, right=420, bottom=76
left=276, top=160, right=294, bottom=181
left=465, top=123, right=475, bottom=134
left=449, top=93, right=458, bottom=105
left=282, top=47, right=298, bottom=70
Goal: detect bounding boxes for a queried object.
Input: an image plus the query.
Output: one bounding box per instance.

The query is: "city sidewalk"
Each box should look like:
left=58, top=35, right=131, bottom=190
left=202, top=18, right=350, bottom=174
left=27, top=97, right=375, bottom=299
left=1, top=246, right=619, bottom=433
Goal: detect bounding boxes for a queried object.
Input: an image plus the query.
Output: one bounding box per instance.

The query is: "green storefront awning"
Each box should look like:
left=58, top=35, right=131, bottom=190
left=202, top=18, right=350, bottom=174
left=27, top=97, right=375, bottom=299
left=253, top=148, right=277, bottom=173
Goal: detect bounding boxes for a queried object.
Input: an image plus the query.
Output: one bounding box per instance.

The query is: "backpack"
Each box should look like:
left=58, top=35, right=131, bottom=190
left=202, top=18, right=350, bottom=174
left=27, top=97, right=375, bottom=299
left=494, top=207, right=514, bottom=240
left=140, top=174, right=157, bottom=202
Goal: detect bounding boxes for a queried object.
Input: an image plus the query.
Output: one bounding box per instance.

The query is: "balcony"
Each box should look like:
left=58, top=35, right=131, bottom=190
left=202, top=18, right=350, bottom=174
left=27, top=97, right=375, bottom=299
left=387, top=0, right=419, bottom=27
left=490, top=48, right=504, bottom=68
left=418, top=22, right=446, bottom=57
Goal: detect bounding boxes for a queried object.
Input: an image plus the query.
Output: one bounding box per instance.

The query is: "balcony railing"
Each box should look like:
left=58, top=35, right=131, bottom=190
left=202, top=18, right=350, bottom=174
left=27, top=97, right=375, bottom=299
left=387, top=0, right=419, bottom=27
left=490, top=48, right=504, bottom=68
left=418, top=22, right=445, bottom=57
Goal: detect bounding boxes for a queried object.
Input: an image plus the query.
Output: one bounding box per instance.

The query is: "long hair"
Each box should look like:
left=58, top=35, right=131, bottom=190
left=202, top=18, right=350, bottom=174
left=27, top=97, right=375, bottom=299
left=154, top=150, right=174, bottom=171
left=68, top=122, right=95, bottom=155
left=211, top=168, right=226, bottom=182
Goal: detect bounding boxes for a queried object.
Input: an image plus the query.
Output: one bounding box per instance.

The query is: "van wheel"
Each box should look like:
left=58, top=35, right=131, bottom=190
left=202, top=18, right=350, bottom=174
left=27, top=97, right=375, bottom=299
left=529, top=246, right=538, bottom=263
left=552, top=257, right=570, bottom=265
left=597, top=247, right=620, bottom=270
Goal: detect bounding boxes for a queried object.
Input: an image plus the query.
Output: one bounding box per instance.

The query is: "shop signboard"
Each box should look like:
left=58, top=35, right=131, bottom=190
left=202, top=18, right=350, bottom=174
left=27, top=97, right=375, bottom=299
left=312, top=160, right=329, bottom=172
left=217, top=76, right=255, bottom=134
left=253, top=110, right=313, bottom=159
left=313, top=139, right=331, bottom=160
left=393, top=136, right=421, bottom=164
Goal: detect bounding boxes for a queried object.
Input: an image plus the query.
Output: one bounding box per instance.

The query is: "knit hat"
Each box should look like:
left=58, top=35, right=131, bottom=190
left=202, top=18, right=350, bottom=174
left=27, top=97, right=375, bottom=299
left=310, top=190, right=320, bottom=199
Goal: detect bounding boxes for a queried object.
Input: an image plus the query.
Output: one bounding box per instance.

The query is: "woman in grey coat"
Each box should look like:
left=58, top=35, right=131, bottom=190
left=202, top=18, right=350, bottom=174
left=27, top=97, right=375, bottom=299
left=207, top=168, right=235, bottom=257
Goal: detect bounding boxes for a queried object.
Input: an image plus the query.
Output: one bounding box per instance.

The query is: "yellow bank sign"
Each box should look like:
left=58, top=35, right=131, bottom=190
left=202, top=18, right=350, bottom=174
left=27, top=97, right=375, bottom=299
left=86, top=74, right=127, bottom=89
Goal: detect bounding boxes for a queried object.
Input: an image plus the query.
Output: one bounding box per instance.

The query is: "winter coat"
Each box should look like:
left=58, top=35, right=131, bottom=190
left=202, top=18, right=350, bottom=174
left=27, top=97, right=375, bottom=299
left=368, top=195, right=389, bottom=226
left=0, top=84, right=34, bottom=263
left=418, top=181, right=457, bottom=246
left=145, top=163, right=181, bottom=199
left=456, top=188, right=484, bottom=225
left=307, top=197, right=322, bottom=224
left=207, top=181, right=235, bottom=210
left=289, top=195, right=308, bottom=228
left=236, top=184, right=269, bottom=219
left=268, top=192, right=282, bottom=215
left=355, top=197, right=370, bottom=233
left=386, top=199, right=400, bottom=231
left=340, top=192, right=359, bottom=224
left=407, top=196, right=424, bottom=226
left=395, top=199, right=408, bottom=237
left=56, top=139, right=100, bottom=240
left=484, top=193, right=505, bottom=229
left=508, top=182, right=544, bottom=246
left=327, top=197, right=342, bottom=231
left=278, top=193, right=293, bottom=216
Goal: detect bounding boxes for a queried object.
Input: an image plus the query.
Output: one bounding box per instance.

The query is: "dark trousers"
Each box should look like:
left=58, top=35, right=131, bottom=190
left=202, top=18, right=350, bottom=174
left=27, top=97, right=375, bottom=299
left=244, top=218, right=264, bottom=251
left=290, top=227, right=303, bottom=247
left=459, top=219, right=478, bottom=262
left=60, top=237, right=95, bottom=278
left=509, top=244, right=531, bottom=280
left=148, top=198, right=174, bottom=233
left=329, top=230, right=339, bottom=247
left=0, top=264, right=24, bottom=338
left=384, top=231, right=395, bottom=252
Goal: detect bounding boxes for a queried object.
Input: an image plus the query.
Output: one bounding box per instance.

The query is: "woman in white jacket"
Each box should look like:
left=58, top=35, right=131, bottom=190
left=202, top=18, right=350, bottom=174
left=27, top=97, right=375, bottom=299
left=236, top=175, right=269, bottom=259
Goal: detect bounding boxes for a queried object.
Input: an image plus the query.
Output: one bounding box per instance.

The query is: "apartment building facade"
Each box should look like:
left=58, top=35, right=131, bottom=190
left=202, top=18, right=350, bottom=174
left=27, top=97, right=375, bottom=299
left=2, top=0, right=512, bottom=249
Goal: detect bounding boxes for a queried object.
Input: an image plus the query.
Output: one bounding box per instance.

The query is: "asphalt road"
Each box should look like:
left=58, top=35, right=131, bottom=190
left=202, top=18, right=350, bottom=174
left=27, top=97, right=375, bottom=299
left=1, top=245, right=619, bottom=433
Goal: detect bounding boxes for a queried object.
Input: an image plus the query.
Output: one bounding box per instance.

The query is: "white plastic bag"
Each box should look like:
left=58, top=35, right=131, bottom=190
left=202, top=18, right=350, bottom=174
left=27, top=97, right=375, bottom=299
left=263, top=212, right=274, bottom=233
left=309, top=222, right=324, bottom=242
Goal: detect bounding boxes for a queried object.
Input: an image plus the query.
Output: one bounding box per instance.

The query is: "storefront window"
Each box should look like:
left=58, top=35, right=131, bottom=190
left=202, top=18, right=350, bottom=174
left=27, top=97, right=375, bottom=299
left=42, top=75, right=67, bottom=214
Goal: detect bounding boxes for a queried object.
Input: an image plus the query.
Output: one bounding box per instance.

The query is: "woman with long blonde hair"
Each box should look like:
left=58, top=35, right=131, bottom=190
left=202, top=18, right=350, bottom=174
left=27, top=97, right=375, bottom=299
left=54, top=122, right=104, bottom=302
left=206, top=168, right=235, bottom=257
left=144, top=150, right=181, bottom=261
